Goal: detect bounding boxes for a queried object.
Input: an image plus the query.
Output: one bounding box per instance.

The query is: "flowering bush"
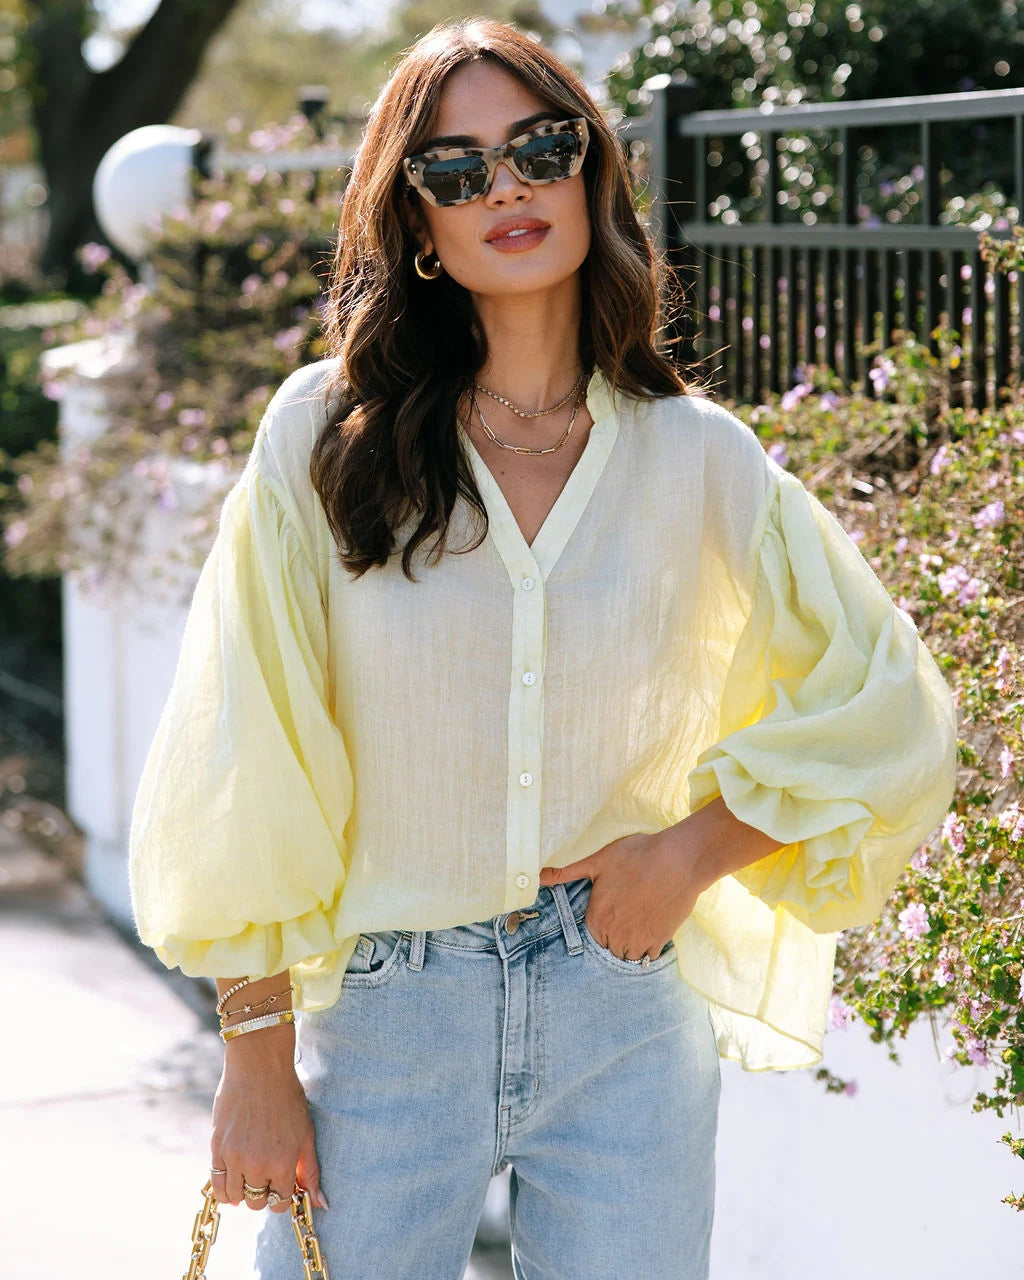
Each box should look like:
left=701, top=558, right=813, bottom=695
left=735, top=338, right=1024, bottom=1207
left=0, top=131, right=343, bottom=599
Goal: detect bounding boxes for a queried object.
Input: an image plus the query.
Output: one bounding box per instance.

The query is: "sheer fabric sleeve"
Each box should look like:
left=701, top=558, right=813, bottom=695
left=128, top=466, right=354, bottom=979
left=686, top=463, right=957, bottom=934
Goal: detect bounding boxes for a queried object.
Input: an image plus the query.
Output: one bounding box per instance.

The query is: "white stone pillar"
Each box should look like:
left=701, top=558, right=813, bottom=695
left=41, top=335, right=237, bottom=929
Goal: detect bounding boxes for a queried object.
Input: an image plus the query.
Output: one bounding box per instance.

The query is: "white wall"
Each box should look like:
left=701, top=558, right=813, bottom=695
left=44, top=336, right=235, bottom=928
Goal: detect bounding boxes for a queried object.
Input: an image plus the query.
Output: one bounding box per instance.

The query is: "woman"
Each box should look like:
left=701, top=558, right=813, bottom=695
left=129, top=18, right=957, bottom=1280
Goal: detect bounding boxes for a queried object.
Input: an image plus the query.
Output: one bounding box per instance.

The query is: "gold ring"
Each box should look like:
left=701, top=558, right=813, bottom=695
left=243, top=1180, right=270, bottom=1199
left=210, top=1166, right=227, bottom=1176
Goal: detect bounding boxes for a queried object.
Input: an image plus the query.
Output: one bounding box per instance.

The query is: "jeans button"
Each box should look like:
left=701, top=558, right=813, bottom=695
left=504, top=911, right=521, bottom=935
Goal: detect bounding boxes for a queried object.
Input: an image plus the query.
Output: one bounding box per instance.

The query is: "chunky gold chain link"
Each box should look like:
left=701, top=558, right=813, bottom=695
left=182, top=1183, right=221, bottom=1280
left=291, top=1186, right=331, bottom=1279
left=182, top=1181, right=331, bottom=1280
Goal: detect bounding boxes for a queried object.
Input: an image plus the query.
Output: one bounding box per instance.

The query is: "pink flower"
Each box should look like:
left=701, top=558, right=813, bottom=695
left=848, top=529, right=865, bottom=544
left=155, top=391, right=175, bottom=413
left=79, top=241, right=112, bottom=273
left=766, top=442, right=789, bottom=467
left=894, top=536, right=909, bottom=554
left=781, top=382, right=811, bottom=411
left=273, top=325, right=305, bottom=353
left=177, top=408, right=207, bottom=428
left=241, top=275, right=262, bottom=295
left=869, top=358, right=896, bottom=395
left=941, top=813, right=966, bottom=854
left=827, top=996, right=853, bottom=1031
left=997, top=804, right=1022, bottom=841
left=205, top=200, right=233, bottom=233
left=936, top=563, right=983, bottom=605
left=3, top=520, right=27, bottom=549
left=966, top=1037, right=990, bottom=1067
left=819, top=391, right=839, bottom=410
left=1019, top=972, right=1024, bottom=1003
left=1000, top=745, right=1014, bottom=780
left=843, top=1080, right=859, bottom=1098
left=972, top=500, right=1005, bottom=530
left=910, top=846, right=930, bottom=871
left=898, top=902, right=929, bottom=940
left=937, top=564, right=969, bottom=597
left=929, top=443, right=950, bottom=475
left=935, top=948, right=955, bottom=987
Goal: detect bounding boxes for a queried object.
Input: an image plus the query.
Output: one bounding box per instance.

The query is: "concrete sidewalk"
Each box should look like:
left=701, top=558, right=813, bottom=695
left=0, top=824, right=512, bottom=1279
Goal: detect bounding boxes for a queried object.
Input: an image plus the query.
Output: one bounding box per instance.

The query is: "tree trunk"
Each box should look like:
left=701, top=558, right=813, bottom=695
left=26, top=0, right=243, bottom=279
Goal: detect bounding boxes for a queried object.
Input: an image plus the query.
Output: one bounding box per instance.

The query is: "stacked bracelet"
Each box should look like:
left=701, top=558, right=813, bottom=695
left=218, top=983, right=294, bottom=1027
left=220, top=1010, right=296, bottom=1043
left=215, top=977, right=251, bottom=1018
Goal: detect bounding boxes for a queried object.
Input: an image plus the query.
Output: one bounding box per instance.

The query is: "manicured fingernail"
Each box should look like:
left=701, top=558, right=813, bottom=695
left=315, top=1190, right=329, bottom=1210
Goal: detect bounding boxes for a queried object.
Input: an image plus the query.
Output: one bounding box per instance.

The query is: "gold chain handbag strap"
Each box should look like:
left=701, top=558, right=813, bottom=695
left=183, top=1180, right=331, bottom=1280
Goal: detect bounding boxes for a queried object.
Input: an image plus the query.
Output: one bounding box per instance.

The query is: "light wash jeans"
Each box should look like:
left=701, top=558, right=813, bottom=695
left=254, top=877, right=721, bottom=1279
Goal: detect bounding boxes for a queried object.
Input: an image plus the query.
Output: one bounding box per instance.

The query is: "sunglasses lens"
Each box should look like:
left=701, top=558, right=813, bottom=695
left=421, top=156, right=489, bottom=204
left=514, top=131, right=580, bottom=181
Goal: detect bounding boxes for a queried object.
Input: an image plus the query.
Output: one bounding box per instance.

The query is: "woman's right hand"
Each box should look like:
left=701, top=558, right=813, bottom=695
left=210, top=1026, right=328, bottom=1214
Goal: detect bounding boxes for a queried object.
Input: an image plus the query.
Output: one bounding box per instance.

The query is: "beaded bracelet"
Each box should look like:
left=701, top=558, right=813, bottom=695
left=215, top=977, right=251, bottom=1018
left=220, top=1010, right=296, bottom=1043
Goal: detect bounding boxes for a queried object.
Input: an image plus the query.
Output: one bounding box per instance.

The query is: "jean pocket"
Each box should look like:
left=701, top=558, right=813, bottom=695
left=340, top=930, right=407, bottom=987
left=579, top=921, right=678, bottom=974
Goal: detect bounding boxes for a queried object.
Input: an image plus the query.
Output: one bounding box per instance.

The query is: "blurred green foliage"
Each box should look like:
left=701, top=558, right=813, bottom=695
left=602, top=0, right=1024, bottom=228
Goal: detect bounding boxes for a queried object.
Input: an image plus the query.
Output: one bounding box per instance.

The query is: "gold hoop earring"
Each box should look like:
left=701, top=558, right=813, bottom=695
left=414, top=249, right=443, bottom=281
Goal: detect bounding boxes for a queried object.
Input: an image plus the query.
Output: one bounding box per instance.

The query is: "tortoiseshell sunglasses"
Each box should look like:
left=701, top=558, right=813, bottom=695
left=403, top=117, right=590, bottom=208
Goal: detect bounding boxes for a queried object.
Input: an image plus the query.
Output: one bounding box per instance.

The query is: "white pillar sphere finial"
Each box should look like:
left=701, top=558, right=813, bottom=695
left=93, top=124, right=204, bottom=260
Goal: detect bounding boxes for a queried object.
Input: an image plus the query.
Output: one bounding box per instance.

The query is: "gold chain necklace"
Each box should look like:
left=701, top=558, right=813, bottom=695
left=473, top=391, right=580, bottom=456
left=474, top=370, right=587, bottom=419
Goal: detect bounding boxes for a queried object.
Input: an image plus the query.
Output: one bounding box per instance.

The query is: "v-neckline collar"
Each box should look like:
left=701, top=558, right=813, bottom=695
left=460, top=365, right=620, bottom=583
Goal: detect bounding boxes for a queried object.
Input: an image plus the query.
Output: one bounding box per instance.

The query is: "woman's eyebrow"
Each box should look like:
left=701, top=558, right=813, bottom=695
left=420, top=111, right=559, bottom=151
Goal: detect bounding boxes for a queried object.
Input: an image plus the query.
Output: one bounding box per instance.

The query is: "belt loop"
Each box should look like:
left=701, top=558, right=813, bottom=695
left=407, top=930, right=426, bottom=970
left=550, top=881, right=584, bottom=955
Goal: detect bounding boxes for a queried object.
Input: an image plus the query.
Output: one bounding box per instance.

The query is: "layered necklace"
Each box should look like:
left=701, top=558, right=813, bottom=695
left=469, top=369, right=589, bottom=457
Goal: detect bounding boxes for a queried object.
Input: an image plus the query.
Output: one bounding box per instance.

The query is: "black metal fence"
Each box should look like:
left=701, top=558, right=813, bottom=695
left=626, top=82, right=1024, bottom=404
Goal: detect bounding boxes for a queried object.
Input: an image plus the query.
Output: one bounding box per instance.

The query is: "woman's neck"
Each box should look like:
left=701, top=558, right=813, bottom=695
left=472, top=279, right=584, bottom=411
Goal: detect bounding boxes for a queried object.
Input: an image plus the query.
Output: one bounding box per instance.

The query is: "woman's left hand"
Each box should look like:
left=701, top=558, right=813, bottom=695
left=538, top=826, right=708, bottom=963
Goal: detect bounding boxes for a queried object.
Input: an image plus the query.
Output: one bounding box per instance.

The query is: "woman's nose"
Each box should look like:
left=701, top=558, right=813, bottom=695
left=486, top=158, right=531, bottom=204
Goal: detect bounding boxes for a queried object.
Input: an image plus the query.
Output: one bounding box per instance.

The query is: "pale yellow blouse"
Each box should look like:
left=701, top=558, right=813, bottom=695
left=128, top=359, right=957, bottom=1071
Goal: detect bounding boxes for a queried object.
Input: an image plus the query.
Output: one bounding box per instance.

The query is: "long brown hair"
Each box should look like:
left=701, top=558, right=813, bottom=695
left=312, top=17, right=688, bottom=579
